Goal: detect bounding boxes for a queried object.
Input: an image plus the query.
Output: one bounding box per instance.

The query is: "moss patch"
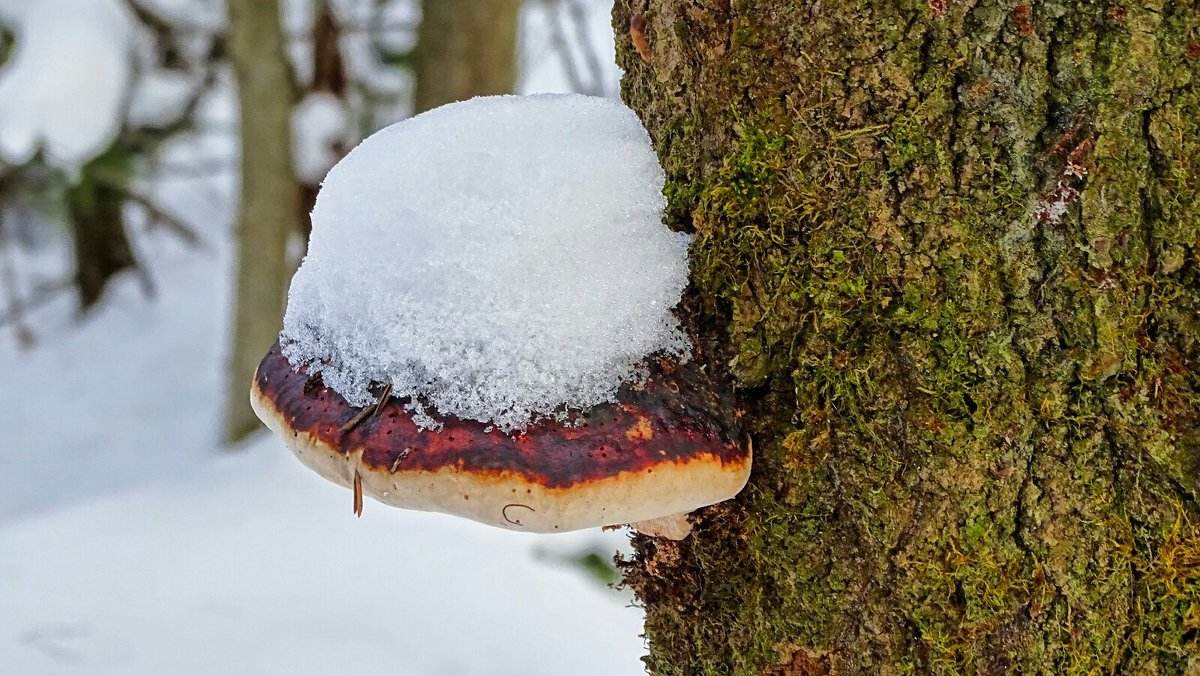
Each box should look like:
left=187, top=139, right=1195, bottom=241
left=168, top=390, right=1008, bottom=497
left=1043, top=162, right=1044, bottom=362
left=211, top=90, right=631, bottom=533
left=615, top=0, right=1200, bottom=673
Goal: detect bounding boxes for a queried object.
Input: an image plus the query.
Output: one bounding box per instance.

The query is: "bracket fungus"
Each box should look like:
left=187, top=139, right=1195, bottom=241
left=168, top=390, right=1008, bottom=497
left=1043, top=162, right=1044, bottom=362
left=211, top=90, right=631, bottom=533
left=251, top=94, right=751, bottom=538
left=252, top=343, right=749, bottom=537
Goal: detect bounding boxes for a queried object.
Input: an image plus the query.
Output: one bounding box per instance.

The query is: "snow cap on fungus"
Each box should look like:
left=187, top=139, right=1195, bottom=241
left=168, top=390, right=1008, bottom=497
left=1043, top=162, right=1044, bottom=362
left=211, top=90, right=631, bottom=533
left=253, top=94, right=751, bottom=538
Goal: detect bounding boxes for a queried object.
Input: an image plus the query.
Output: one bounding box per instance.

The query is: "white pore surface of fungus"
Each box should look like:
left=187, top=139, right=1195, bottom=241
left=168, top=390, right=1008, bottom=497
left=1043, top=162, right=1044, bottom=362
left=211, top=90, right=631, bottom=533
left=281, top=94, right=691, bottom=432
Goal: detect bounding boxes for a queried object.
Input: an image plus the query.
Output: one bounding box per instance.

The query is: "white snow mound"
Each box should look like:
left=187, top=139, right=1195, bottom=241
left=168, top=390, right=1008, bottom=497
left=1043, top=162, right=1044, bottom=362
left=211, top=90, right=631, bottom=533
left=281, top=93, right=691, bottom=432
left=0, top=0, right=133, bottom=168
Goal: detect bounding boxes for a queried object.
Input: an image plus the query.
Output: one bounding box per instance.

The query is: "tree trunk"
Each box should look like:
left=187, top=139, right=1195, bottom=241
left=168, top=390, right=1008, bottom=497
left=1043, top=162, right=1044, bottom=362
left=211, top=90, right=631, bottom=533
left=412, top=0, right=522, bottom=113
left=613, top=0, right=1200, bottom=673
left=296, top=1, right=349, bottom=239
left=223, top=0, right=296, bottom=444
left=67, top=149, right=137, bottom=309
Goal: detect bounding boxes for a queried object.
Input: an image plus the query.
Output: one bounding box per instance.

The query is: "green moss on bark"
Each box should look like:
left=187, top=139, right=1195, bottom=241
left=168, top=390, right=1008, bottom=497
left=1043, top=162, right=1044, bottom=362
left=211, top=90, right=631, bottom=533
left=615, top=0, right=1200, bottom=672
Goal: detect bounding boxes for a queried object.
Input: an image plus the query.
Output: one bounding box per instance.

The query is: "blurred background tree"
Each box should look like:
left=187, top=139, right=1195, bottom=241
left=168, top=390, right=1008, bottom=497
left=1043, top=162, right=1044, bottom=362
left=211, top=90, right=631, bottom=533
left=0, top=0, right=615, bottom=443
left=221, top=0, right=527, bottom=442
left=410, top=0, right=521, bottom=113
left=0, top=4, right=632, bottom=665
left=0, top=0, right=216, bottom=341
left=222, top=0, right=297, bottom=444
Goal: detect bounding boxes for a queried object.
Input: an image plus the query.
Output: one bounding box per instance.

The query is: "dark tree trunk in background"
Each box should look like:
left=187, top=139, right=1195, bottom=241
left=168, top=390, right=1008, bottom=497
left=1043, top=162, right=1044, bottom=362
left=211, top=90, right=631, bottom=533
left=67, top=182, right=134, bottom=309
left=223, top=0, right=297, bottom=444
left=412, top=0, right=522, bottom=112
left=297, top=2, right=349, bottom=239
left=614, top=0, right=1200, bottom=672
left=310, top=3, right=348, bottom=98
left=67, top=150, right=137, bottom=309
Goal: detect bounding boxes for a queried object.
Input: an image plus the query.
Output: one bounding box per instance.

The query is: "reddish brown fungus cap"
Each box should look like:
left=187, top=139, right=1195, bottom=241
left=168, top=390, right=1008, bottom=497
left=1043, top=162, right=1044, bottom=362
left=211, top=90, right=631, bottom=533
left=251, top=341, right=751, bottom=537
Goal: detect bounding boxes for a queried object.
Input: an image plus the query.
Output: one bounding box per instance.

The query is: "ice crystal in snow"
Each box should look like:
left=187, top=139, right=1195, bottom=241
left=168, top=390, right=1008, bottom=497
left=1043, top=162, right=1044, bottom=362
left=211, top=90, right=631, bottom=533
left=281, top=94, right=691, bottom=432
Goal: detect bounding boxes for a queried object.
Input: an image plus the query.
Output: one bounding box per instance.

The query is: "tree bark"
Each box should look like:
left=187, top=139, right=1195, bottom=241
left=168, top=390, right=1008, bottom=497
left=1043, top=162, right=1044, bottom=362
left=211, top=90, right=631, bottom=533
left=613, top=0, right=1200, bottom=673
left=412, top=0, right=522, bottom=113
left=223, top=0, right=296, bottom=444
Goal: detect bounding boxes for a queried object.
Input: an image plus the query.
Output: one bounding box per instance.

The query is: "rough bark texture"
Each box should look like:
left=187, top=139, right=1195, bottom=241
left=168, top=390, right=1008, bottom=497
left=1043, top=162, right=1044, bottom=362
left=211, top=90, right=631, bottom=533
left=613, top=0, right=1200, bottom=673
left=412, top=0, right=522, bottom=112
left=223, top=0, right=296, bottom=443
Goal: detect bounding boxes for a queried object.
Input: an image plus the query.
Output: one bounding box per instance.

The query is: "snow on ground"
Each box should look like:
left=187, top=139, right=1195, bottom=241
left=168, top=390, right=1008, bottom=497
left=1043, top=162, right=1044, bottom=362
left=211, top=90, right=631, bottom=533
left=0, top=246, right=225, bottom=520
left=0, top=105, right=646, bottom=676
left=1, top=3, right=644, bottom=672
left=0, top=233, right=645, bottom=675
left=0, top=435, right=643, bottom=675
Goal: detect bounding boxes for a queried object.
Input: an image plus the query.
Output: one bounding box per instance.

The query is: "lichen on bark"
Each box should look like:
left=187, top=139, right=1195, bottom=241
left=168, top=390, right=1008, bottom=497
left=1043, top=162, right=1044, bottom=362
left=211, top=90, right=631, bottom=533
left=613, top=0, right=1200, bottom=673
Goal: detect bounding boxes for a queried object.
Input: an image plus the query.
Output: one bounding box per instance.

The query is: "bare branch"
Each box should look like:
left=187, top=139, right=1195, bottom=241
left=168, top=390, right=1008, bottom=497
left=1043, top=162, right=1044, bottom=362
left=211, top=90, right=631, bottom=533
left=537, top=0, right=608, bottom=97
left=124, top=0, right=222, bottom=39
left=93, top=177, right=205, bottom=249
left=0, top=212, right=35, bottom=346
left=539, top=0, right=589, bottom=94
left=0, top=275, right=73, bottom=332
left=565, top=0, right=609, bottom=97
left=146, top=157, right=237, bottom=178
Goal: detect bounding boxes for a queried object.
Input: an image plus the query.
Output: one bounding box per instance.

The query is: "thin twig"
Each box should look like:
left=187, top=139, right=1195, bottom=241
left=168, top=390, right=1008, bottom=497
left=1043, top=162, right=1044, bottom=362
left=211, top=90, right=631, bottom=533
left=0, top=277, right=73, bottom=328
left=389, top=448, right=411, bottom=473
left=149, top=158, right=238, bottom=178
left=353, top=468, right=364, bottom=517
left=124, top=0, right=222, bottom=39
left=502, top=503, right=535, bottom=527
left=337, top=383, right=393, bottom=435
left=337, top=406, right=375, bottom=435
left=540, top=0, right=588, bottom=94
left=122, top=208, right=158, bottom=300
left=95, top=178, right=204, bottom=248
left=566, top=0, right=608, bottom=96
left=0, top=212, right=35, bottom=347
left=370, top=383, right=392, bottom=418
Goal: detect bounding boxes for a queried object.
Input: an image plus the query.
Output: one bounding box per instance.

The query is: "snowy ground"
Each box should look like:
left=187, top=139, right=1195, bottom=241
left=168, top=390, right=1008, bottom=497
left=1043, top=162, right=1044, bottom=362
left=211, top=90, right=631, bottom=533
left=0, top=228, right=646, bottom=675
left=0, top=441, right=646, bottom=675
left=0, top=2, right=645, bottom=673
